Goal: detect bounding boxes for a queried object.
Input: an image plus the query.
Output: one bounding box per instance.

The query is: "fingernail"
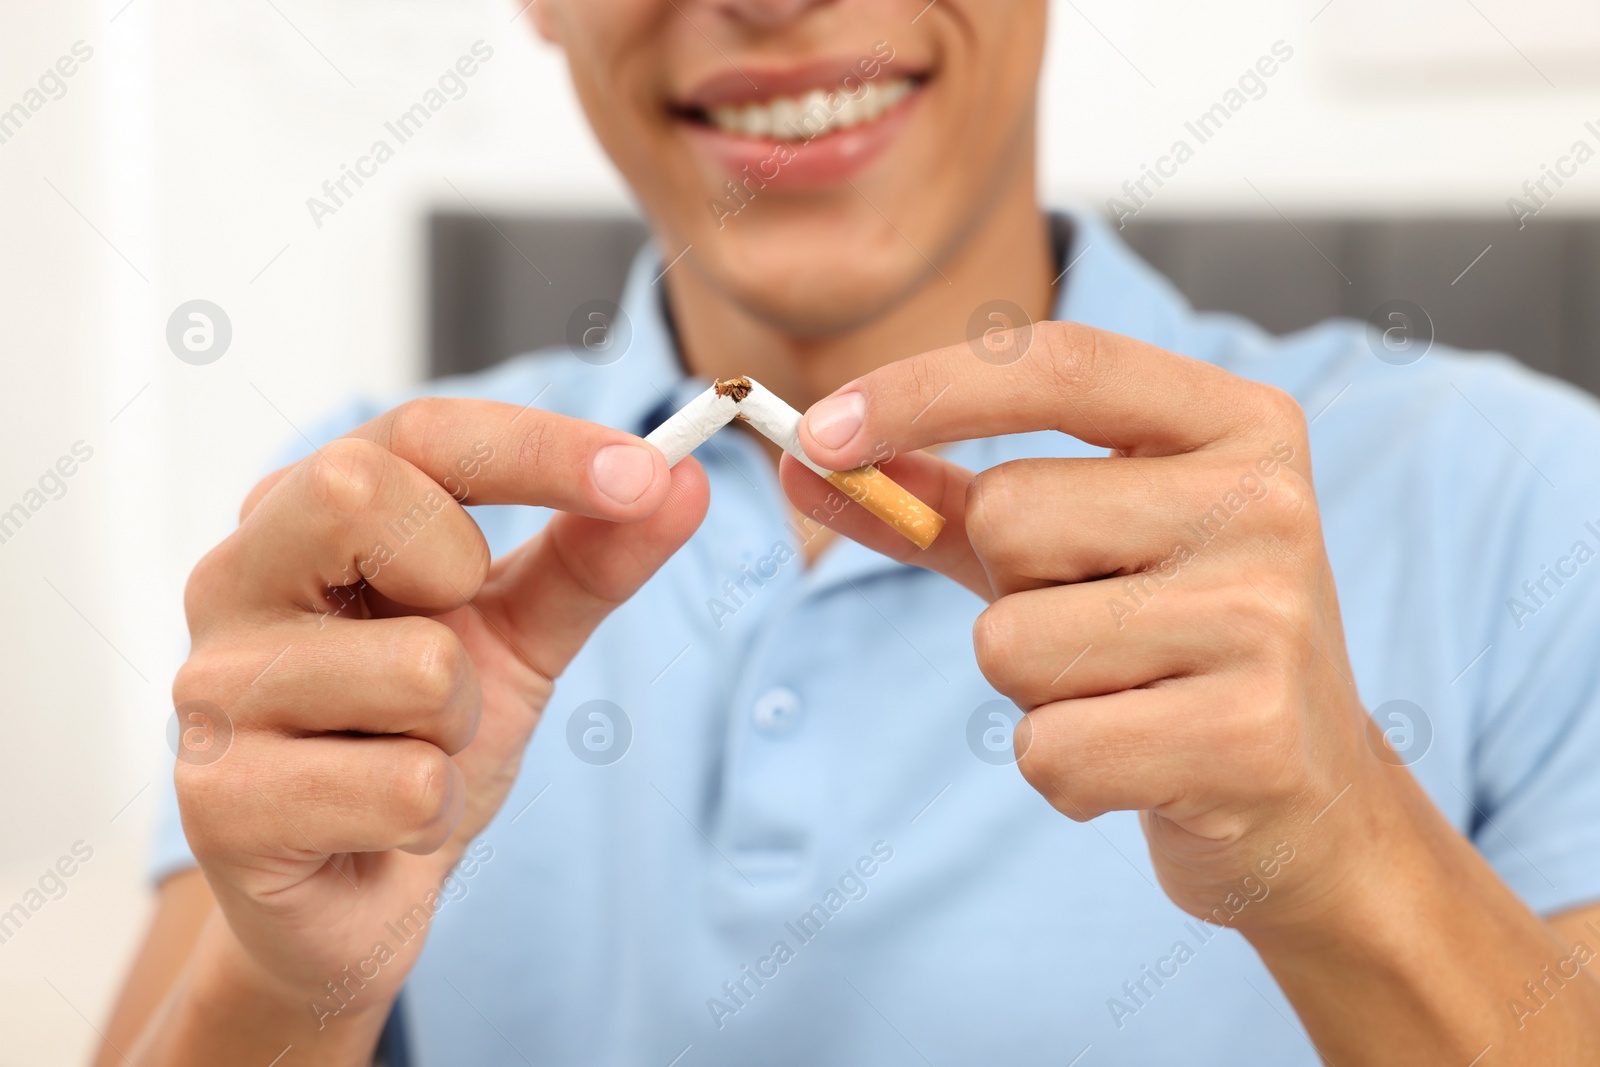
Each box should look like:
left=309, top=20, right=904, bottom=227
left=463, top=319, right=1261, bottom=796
left=806, top=392, right=865, bottom=451
left=591, top=444, right=656, bottom=505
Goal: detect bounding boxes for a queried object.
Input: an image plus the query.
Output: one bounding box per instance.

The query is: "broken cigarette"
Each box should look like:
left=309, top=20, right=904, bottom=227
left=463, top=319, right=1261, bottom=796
left=645, top=376, right=946, bottom=550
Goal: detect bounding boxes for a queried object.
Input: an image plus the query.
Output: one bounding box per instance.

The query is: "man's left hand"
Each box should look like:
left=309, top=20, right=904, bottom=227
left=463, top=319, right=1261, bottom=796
left=787, top=320, right=1389, bottom=931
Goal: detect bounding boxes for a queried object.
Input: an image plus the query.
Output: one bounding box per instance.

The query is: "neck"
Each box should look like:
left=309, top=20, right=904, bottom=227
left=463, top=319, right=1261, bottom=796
left=659, top=176, right=1056, bottom=413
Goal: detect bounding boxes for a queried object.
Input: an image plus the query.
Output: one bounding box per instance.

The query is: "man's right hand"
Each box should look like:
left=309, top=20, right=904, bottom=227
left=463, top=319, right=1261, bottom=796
left=163, top=398, right=707, bottom=1060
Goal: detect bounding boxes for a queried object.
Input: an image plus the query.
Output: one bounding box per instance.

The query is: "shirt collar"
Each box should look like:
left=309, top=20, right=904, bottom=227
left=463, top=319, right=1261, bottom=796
left=601, top=208, right=1204, bottom=432
left=586, top=207, right=1205, bottom=589
left=564, top=250, right=699, bottom=445
left=1053, top=209, right=1196, bottom=351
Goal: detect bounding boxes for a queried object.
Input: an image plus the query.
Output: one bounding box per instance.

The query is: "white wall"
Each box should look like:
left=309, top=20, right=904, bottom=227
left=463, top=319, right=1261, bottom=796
left=3, top=0, right=1600, bottom=1062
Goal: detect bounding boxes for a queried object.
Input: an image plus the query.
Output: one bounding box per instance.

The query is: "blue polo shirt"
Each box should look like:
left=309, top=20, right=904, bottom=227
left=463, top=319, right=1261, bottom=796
left=153, top=211, right=1600, bottom=1065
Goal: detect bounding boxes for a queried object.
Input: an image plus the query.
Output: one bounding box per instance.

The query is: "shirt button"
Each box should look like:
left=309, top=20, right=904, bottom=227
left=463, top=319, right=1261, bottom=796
left=752, top=688, right=803, bottom=734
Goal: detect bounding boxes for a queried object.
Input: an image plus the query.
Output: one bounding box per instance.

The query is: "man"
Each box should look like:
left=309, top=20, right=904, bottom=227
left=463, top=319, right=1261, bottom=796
left=104, top=1, right=1600, bottom=1064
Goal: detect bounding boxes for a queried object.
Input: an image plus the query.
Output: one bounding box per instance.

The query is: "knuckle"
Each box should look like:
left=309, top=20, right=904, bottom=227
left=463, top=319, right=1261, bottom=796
left=907, top=359, right=936, bottom=416
left=513, top=417, right=551, bottom=484
left=172, top=651, right=229, bottom=707
left=1251, top=383, right=1306, bottom=432
left=238, top=469, right=282, bottom=525
left=963, top=465, right=1019, bottom=564
left=1276, top=611, right=1319, bottom=674
left=383, top=397, right=446, bottom=455
left=963, top=470, right=998, bottom=554
left=1015, top=749, right=1052, bottom=799
left=171, top=754, right=242, bottom=856
left=1015, top=734, right=1093, bottom=821
left=1036, top=321, right=1100, bottom=412
left=1225, top=579, right=1309, bottom=661
left=171, top=752, right=221, bottom=804
left=1221, top=688, right=1306, bottom=797
left=182, top=539, right=235, bottom=630
left=1264, top=469, right=1319, bottom=539
left=1263, top=629, right=1311, bottom=681
left=302, top=437, right=391, bottom=515
left=1212, top=583, right=1276, bottom=647
left=971, top=600, right=1022, bottom=690
left=1234, top=679, right=1292, bottom=742
left=1038, top=321, right=1100, bottom=401
left=396, top=620, right=470, bottom=711
left=392, top=743, right=456, bottom=835
left=1244, top=385, right=1312, bottom=457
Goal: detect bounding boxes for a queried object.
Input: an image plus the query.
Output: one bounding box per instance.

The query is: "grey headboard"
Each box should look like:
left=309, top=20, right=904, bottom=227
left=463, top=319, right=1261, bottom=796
left=428, top=213, right=1600, bottom=397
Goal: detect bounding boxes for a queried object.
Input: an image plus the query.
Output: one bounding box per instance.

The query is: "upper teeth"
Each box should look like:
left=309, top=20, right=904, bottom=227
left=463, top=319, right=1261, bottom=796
left=707, top=78, right=914, bottom=141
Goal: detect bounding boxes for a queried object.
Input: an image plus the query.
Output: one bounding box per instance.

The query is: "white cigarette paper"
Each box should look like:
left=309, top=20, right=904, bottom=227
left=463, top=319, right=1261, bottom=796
left=644, top=389, right=740, bottom=467
left=644, top=377, right=946, bottom=550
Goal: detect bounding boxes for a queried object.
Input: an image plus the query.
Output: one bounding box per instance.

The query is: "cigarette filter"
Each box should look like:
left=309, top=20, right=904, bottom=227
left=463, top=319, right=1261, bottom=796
left=644, top=376, right=946, bottom=550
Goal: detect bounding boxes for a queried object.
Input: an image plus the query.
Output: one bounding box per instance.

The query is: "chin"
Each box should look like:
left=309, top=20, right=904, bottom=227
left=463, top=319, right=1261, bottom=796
left=696, top=213, right=934, bottom=337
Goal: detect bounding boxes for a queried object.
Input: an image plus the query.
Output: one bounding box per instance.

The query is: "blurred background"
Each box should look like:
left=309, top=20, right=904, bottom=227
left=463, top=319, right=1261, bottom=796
left=4, top=0, right=1600, bottom=1061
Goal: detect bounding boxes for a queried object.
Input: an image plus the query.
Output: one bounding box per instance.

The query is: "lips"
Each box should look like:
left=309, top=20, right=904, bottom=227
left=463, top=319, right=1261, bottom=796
left=704, top=77, right=916, bottom=141
left=674, top=54, right=929, bottom=191
left=677, top=53, right=919, bottom=112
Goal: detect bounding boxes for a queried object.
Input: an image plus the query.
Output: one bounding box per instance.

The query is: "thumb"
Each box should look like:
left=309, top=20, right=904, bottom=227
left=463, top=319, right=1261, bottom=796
left=432, top=458, right=708, bottom=860
left=481, top=456, right=710, bottom=682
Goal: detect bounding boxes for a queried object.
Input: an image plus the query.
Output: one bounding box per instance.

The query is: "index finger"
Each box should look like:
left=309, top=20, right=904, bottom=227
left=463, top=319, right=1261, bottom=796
left=797, top=321, right=1274, bottom=469
left=350, top=396, right=674, bottom=520
left=241, top=397, right=675, bottom=524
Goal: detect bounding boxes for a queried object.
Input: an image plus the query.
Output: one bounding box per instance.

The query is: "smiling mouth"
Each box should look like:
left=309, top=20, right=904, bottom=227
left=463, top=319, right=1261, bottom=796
left=677, top=76, right=923, bottom=142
